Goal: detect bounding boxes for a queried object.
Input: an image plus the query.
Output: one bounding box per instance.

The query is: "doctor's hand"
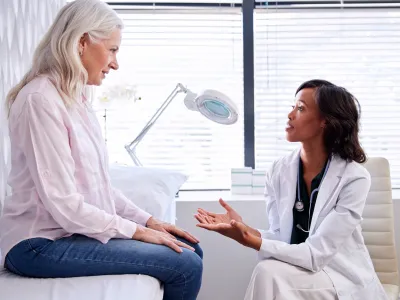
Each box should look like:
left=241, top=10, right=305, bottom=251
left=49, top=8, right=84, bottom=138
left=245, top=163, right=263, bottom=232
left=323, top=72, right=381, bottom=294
left=195, top=198, right=261, bottom=238
left=195, top=217, right=262, bottom=251
left=146, top=217, right=199, bottom=244
left=196, top=198, right=243, bottom=224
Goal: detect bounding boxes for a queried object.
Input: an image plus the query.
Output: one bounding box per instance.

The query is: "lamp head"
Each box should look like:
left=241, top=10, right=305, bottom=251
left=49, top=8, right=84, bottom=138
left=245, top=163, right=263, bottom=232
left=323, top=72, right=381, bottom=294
left=183, top=89, right=238, bottom=125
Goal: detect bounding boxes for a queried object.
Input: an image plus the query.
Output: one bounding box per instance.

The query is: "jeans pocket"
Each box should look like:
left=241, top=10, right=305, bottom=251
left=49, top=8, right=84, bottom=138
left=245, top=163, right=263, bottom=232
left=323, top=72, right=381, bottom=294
left=26, top=238, right=54, bottom=253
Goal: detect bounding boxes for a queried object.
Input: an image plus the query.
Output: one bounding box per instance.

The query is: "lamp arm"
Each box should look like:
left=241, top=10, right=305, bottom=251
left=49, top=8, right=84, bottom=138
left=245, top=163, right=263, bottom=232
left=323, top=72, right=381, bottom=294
left=125, top=83, right=187, bottom=166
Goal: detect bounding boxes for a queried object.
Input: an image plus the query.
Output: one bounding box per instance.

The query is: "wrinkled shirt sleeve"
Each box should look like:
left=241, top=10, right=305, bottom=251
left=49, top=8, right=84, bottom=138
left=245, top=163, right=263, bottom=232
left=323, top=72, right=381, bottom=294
left=112, top=187, right=152, bottom=226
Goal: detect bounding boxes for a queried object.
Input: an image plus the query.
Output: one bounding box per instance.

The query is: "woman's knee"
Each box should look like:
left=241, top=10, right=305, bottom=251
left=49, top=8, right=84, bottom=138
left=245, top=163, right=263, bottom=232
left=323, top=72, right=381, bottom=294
left=176, top=236, right=203, bottom=260
left=193, top=243, right=203, bottom=259
left=180, top=249, right=203, bottom=280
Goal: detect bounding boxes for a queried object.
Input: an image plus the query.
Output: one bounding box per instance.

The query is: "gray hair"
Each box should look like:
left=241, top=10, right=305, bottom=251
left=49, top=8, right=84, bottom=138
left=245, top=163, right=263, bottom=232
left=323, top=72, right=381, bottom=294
left=6, top=0, right=123, bottom=113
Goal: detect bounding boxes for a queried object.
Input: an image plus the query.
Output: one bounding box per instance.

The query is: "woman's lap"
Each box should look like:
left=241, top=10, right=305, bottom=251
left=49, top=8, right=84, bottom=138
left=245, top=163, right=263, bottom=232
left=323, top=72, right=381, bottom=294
left=5, top=234, right=203, bottom=280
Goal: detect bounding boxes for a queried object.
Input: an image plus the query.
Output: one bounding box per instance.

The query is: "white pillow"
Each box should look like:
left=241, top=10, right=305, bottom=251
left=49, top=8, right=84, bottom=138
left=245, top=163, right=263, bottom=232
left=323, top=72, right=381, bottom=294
left=108, top=164, right=188, bottom=223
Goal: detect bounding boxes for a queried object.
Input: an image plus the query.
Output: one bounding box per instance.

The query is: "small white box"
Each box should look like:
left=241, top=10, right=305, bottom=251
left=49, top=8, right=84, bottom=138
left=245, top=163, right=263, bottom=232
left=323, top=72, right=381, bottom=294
left=231, top=167, right=252, bottom=185
left=252, top=185, right=265, bottom=195
left=252, top=169, right=266, bottom=186
left=231, top=185, right=253, bottom=195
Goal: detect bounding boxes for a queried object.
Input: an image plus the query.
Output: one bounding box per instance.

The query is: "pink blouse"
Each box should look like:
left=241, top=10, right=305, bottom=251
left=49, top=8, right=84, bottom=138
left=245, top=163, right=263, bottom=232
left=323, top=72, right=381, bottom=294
left=0, top=75, right=151, bottom=266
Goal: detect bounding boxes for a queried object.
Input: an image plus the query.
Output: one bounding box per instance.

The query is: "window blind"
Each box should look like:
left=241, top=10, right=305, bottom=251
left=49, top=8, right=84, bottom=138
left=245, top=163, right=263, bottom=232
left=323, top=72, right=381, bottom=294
left=254, top=7, right=400, bottom=188
left=93, top=8, right=244, bottom=190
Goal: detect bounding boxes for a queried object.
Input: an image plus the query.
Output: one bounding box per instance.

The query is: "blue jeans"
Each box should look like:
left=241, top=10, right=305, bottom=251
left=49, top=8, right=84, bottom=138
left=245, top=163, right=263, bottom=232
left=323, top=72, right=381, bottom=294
left=5, top=234, right=203, bottom=300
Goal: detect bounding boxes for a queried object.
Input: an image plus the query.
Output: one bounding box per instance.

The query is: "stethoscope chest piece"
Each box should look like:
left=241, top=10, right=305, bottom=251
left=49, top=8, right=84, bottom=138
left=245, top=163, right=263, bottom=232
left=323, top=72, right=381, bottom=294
left=295, top=200, right=305, bottom=212
left=295, top=157, right=332, bottom=216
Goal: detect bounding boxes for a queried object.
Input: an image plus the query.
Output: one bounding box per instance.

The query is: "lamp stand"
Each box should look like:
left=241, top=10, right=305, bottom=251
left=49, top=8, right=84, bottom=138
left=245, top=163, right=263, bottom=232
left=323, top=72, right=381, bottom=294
left=125, top=83, right=189, bottom=166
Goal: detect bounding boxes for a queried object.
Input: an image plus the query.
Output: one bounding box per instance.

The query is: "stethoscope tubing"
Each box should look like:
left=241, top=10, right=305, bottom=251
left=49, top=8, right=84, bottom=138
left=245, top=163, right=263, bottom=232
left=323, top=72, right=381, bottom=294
left=296, top=157, right=332, bottom=232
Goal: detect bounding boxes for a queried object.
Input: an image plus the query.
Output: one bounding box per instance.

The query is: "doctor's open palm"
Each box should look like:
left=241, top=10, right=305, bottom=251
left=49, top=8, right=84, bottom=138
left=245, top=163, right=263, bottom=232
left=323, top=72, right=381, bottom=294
left=195, top=199, right=262, bottom=250
left=196, top=199, right=243, bottom=225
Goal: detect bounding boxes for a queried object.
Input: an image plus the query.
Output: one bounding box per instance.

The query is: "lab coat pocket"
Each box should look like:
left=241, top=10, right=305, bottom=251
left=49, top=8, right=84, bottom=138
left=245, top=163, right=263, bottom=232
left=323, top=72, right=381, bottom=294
left=345, top=249, right=374, bottom=288
left=350, top=277, right=384, bottom=300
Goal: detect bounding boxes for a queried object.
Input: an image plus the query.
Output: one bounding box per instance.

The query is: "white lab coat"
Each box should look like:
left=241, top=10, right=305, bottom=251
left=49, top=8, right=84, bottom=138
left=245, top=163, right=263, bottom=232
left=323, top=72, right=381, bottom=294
left=255, top=149, right=388, bottom=300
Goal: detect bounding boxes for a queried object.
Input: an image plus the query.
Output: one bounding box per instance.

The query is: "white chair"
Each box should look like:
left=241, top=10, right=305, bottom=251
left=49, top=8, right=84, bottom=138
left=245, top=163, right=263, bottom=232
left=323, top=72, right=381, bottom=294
left=363, top=157, right=400, bottom=300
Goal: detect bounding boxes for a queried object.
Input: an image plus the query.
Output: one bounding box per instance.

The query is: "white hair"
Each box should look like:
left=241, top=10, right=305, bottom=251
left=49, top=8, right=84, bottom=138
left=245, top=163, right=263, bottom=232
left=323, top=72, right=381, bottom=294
left=6, top=0, right=123, bottom=113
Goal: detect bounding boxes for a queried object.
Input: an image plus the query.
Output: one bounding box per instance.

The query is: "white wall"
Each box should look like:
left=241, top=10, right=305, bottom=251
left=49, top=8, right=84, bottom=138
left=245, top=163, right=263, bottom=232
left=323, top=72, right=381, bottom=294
left=0, top=0, right=65, bottom=263
left=0, top=0, right=65, bottom=213
left=176, top=191, right=400, bottom=300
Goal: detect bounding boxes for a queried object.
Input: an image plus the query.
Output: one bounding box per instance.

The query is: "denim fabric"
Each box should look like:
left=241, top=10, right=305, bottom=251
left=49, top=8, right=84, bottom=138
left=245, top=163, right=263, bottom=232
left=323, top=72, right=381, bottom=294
left=5, top=234, right=203, bottom=300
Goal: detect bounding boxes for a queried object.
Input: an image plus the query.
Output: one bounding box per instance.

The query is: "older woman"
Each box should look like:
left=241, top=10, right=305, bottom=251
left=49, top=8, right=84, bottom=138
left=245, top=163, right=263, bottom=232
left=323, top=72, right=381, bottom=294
left=0, top=1, right=202, bottom=299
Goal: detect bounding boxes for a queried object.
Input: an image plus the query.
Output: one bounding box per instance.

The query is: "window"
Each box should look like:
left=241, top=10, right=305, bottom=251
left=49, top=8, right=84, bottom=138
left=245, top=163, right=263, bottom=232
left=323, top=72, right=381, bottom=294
left=93, top=9, right=244, bottom=190
left=254, top=7, right=400, bottom=188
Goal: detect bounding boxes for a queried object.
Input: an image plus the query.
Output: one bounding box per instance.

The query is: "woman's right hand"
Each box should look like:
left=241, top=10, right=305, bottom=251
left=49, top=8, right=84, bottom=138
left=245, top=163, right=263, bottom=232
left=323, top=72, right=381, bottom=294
left=195, top=198, right=243, bottom=225
left=132, top=225, right=195, bottom=253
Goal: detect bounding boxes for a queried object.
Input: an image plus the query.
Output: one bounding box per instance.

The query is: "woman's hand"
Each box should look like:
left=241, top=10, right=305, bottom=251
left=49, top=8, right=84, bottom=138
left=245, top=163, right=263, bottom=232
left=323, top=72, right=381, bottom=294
left=194, top=198, right=261, bottom=237
left=146, top=217, right=199, bottom=244
left=132, top=224, right=195, bottom=253
left=195, top=219, right=262, bottom=251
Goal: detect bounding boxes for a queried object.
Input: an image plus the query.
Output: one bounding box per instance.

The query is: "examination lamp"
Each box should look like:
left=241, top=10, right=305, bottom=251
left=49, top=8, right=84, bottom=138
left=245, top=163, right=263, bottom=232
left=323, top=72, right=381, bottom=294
left=125, top=83, right=238, bottom=166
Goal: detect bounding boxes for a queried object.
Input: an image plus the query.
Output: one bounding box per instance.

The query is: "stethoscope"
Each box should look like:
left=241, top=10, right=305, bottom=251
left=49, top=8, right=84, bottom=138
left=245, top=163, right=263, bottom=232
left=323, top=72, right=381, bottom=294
left=295, top=157, right=331, bottom=233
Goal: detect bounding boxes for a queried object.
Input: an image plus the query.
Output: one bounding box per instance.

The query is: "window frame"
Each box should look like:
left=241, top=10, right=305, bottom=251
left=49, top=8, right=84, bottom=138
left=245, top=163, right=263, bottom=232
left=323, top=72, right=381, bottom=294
left=105, top=0, right=400, bottom=190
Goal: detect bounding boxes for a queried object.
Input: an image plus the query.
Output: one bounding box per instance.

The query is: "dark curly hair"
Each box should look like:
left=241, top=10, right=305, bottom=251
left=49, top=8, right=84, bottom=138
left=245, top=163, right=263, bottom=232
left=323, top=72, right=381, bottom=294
left=296, top=79, right=366, bottom=163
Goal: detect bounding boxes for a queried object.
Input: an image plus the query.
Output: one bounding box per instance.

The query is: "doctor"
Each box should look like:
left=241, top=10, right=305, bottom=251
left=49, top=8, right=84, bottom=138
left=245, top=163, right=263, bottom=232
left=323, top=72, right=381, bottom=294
left=195, top=79, right=388, bottom=300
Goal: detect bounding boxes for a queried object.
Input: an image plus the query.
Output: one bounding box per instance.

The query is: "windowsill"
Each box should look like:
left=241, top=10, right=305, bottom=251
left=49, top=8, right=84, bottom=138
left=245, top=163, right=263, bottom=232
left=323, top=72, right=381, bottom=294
left=177, top=190, right=265, bottom=202
left=177, top=189, right=400, bottom=202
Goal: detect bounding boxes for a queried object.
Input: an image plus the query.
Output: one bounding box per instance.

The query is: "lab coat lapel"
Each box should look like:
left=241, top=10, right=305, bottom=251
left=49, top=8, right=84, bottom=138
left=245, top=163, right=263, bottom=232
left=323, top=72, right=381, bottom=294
left=279, top=150, right=300, bottom=243
left=309, top=155, right=344, bottom=233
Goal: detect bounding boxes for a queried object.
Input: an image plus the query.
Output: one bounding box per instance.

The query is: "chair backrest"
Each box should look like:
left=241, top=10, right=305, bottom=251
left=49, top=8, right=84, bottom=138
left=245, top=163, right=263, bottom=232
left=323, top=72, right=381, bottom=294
left=362, top=157, right=399, bottom=286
